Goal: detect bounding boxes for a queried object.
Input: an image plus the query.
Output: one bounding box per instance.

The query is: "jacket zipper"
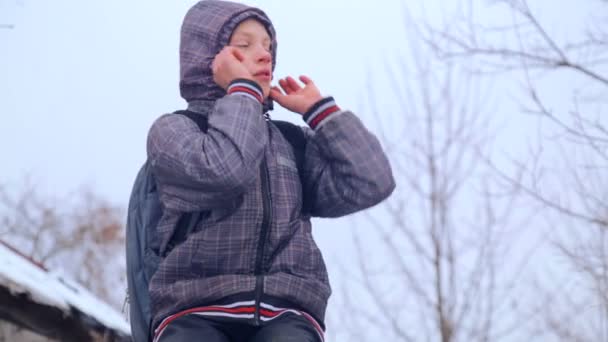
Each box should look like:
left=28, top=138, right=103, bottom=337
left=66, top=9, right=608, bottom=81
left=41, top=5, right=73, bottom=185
left=254, top=155, right=272, bottom=325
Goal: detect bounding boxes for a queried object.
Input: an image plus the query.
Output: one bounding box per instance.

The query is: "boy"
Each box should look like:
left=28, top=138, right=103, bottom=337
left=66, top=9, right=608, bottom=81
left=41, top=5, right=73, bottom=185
left=147, top=1, right=395, bottom=341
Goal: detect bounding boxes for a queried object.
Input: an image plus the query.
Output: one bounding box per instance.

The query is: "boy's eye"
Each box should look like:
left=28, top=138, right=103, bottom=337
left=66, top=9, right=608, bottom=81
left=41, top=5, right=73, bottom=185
left=231, top=42, right=271, bottom=52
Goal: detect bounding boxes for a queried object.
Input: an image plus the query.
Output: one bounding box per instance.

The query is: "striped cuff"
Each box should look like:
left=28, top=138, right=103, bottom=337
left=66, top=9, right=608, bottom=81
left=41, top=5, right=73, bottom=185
left=302, top=97, right=341, bottom=130
left=227, top=79, right=264, bottom=104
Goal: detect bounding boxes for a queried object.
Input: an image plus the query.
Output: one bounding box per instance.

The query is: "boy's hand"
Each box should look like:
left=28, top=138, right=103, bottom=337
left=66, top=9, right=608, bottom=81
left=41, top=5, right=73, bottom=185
left=212, top=47, right=253, bottom=90
left=270, top=76, right=323, bottom=115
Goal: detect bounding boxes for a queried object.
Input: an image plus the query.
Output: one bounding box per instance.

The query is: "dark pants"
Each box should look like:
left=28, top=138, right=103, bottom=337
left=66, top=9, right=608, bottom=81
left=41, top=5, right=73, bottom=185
left=157, top=313, right=321, bottom=342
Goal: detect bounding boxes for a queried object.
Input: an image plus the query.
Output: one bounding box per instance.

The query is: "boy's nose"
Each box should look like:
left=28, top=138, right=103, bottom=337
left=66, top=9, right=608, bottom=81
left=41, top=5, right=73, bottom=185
left=256, top=48, right=272, bottom=64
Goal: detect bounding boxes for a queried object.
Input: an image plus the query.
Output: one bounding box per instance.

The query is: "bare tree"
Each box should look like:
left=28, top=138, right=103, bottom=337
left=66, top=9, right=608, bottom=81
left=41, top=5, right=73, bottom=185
left=0, top=178, right=126, bottom=310
left=430, top=0, right=608, bottom=340
left=328, top=7, right=539, bottom=341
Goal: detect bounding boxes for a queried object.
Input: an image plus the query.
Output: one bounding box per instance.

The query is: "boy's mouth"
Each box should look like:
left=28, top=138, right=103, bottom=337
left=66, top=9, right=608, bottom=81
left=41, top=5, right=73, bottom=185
left=253, top=70, right=272, bottom=82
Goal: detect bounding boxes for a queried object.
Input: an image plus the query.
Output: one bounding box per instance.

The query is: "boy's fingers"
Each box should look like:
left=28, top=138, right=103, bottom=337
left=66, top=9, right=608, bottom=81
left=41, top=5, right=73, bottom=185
left=286, top=76, right=302, bottom=91
left=270, top=87, right=287, bottom=102
left=278, top=79, right=288, bottom=92
left=270, top=86, right=283, bottom=95
left=279, top=79, right=295, bottom=95
left=229, top=47, right=245, bottom=62
left=299, top=75, right=313, bottom=85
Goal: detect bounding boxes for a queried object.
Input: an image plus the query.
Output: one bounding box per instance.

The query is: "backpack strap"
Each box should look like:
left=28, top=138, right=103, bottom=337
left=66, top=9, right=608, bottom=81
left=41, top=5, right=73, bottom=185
left=174, top=109, right=209, bottom=132
left=271, top=120, right=309, bottom=215
left=161, top=110, right=209, bottom=257
left=271, top=120, right=306, bottom=170
left=163, top=212, right=203, bottom=257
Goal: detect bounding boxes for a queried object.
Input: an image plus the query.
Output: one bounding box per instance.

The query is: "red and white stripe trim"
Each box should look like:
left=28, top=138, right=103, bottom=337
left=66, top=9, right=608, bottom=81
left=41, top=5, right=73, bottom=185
left=303, top=96, right=341, bottom=130
left=227, top=79, right=264, bottom=104
left=153, top=301, right=324, bottom=342
left=259, top=302, right=325, bottom=342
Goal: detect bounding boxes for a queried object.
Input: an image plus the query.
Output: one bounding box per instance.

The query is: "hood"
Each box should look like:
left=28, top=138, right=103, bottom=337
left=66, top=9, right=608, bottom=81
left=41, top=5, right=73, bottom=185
left=179, top=0, right=277, bottom=109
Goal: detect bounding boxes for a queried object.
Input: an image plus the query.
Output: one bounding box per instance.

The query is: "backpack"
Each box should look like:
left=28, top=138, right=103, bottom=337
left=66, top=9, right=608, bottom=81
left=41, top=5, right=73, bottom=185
left=125, top=110, right=307, bottom=342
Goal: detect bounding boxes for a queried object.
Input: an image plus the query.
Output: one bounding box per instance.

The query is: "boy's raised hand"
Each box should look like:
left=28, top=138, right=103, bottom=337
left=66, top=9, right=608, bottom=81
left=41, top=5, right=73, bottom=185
left=270, top=76, right=323, bottom=115
left=212, top=47, right=253, bottom=90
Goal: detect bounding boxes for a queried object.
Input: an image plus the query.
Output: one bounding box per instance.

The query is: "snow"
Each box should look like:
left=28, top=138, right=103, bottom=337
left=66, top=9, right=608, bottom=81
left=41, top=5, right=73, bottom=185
left=0, top=242, right=130, bottom=335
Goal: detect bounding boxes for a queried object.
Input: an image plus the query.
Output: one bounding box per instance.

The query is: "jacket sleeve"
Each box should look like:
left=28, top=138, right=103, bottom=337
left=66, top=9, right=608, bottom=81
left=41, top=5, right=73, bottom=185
left=147, top=86, right=268, bottom=212
left=300, top=98, right=396, bottom=218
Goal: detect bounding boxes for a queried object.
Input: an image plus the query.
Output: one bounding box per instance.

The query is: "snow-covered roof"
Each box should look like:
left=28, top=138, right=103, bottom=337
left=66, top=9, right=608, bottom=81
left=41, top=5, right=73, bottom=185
left=0, top=240, right=131, bottom=339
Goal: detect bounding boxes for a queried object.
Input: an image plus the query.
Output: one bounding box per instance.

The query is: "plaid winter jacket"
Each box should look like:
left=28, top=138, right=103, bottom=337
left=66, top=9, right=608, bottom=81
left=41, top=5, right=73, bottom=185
left=146, top=0, right=395, bottom=333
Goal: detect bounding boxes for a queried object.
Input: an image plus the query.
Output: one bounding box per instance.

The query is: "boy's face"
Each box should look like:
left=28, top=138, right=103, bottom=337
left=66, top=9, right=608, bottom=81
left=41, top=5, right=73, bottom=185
left=229, top=19, right=273, bottom=98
